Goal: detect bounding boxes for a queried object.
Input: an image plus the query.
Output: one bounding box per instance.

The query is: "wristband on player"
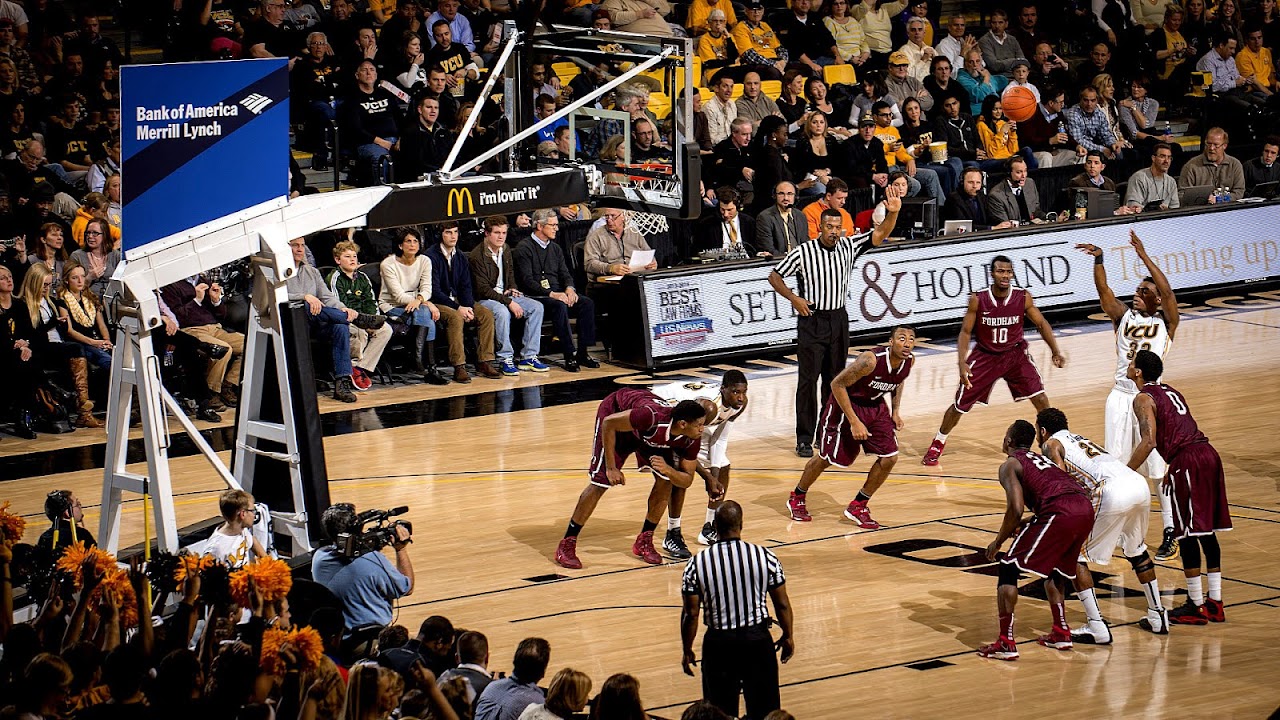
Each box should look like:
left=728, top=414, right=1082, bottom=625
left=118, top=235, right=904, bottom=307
left=1094, top=252, right=1104, bottom=265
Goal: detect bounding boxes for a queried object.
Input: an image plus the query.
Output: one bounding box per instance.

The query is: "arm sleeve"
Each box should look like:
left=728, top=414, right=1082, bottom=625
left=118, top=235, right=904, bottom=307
left=773, top=247, right=802, bottom=278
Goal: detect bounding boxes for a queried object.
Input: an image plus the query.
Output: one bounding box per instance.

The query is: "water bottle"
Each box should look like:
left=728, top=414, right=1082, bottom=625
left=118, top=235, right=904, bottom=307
left=1222, top=186, right=1232, bottom=202
left=1163, top=120, right=1171, bottom=138
left=163, top=347, right=174, bottom=367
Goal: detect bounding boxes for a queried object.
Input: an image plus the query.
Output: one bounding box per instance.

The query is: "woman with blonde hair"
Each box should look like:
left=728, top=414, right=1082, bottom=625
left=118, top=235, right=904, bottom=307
left=15, top=262, right=102, bottom=428
left=57, top=261, right=112, bottom=371
left=519, top=668, right=593, bottom=720
left=344, top=663, right=404, bottom=720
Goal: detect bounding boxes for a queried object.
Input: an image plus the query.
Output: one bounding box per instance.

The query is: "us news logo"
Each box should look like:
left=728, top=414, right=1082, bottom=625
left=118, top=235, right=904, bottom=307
left=240, top=93, right=273, bottom=115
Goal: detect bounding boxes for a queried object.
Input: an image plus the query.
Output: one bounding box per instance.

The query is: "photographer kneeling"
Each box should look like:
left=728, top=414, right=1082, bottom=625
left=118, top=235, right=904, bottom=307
left=311, top=503, right=416, bottom=629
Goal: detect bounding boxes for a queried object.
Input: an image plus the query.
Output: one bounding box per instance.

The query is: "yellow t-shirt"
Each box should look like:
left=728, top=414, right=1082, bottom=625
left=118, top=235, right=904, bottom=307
left=687, top=0, right=737, bottom=35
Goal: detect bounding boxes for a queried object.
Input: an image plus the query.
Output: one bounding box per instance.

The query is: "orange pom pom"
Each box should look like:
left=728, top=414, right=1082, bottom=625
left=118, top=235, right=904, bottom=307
left=0, top=501, right=25, bottom=547
left=229, top=557, right=293, bottom=606
left=260, top=626, right=324, bottom=676
left=92, top=566, right=140, bottom=630
left=56, top=542, right=116, bottom=589
left=175, top=553, right=217, bottom=583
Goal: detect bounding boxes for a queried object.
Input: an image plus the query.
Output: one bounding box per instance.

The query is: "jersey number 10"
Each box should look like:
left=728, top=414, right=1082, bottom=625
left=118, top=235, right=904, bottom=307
left=1167, top=388, right=1189, bottom=415
left=993, top=328, right=1008, bottom=344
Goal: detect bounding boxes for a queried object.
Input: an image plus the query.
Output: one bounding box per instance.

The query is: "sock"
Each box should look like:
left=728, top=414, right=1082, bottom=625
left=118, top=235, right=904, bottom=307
left=704, top=508, right=716, bottom=525
left=1187, top=575, right=1204, bottom=605
left=793, top=486, right=806, bottom=496
left=668, top=516, right=681, bottom=531
left=934, top=432, right=949, bottom=444
left=1076, top=588, right=1104, bottom=624
left=1157, top=479, right=1174, bottom=530
left=1141, top=578, right=1164, bottom=611
left=642, top=519, right=658, bottom=533
left=999, top=611, right=1015, bottom=641
left=1207, top=572, right=1222, bottom=601
left=854, top=491, right=872, bottom=504
left=1051, top=601, right=1068, bottom=632
left=565, top=520, right=583, bottom=538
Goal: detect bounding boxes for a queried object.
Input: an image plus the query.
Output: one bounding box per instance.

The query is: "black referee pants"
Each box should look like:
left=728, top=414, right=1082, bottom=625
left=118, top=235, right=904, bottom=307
left=796, top=308, right=849, bottom=444
left=702, top=624, right=780, bottom=720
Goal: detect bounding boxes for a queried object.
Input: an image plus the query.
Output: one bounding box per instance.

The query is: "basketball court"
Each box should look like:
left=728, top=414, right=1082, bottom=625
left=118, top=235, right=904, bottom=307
left=6, top=288, right=1279, bottom=717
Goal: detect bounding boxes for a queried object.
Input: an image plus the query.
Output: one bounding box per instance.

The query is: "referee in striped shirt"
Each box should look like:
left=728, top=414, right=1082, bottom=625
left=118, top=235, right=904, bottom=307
left=681, top=501, right=794, bottom=720
left=768, top=187, right=902, bottom=457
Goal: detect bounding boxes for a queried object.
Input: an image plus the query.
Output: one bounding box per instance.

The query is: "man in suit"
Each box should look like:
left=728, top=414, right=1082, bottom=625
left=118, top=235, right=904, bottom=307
left=754, top=181, right=809, bottom=258
left=986, top=155, right=1043, bottom=225
left=943, top=167, right=1012, bottom=231
left=695, top=187, right=757, bottom=254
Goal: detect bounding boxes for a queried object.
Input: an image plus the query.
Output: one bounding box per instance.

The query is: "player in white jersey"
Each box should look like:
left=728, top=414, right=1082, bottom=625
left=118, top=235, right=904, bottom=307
left=1076, top=230, right=1181, bottom=561
left=1036, top=408, right=1170, bottom=643
left=654, top=370, right=749, bottom=552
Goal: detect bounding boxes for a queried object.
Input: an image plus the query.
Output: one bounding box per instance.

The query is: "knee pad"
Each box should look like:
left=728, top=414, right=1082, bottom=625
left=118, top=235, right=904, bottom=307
left=998, top=561, right=1021, bottom=587
left=1199, top=533, right=1222, bottom=568
left=1127, top=552, right=1155, bottom=575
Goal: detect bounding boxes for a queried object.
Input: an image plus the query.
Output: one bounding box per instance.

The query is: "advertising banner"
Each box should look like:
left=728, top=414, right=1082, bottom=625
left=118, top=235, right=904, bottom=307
left=364, top=167, right=591, bottom=227
left=643, top=204, right=1280, bottom=360
left=122, top=58, right=289, bottom=258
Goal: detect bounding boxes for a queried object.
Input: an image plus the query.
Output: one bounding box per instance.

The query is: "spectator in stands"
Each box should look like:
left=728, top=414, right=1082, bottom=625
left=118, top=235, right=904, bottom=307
left=776, top=0, right=840, bottom=74
left=1253, top=0, right=1280, bottom=48
left=396, top=94, right=453, bottom=181
left=37, top=489, right=96, bottom=554
left=849, top=70, right=900, bottom=127
left=426, top=222, right=500, bottom=382
left=426, top=0, right=479, bottom=60
left=802, top=177, right=853, bottom=238
left=1094, top=0, right=1144, bottom=71
left=846, top=116, right=891, bottom=188
left=704, top=75, right=737, bottom=146
left=1069, top=150, right=1117, bottom=191
left=1018, top=85, right=1082, bottom=168
left=243, top=0, right=299, bottom=63
left=584, top=208, right=656, bottom=282
left=312, top=502, right=415, bottom=629
left=1209, top=0, right=1244, bottom=49
left=28, top=221, right=68, bottom=291
left=104, top=175, right=121, bottom=234
left=710, top=117, right=755, bottom=199
left=899, top=96, right=961, bottom=194
left=43, top=96, right=92, bottom=189
left=380, top=227, right=450, bottom=385
left=381, top=0, right=425, bottom=48
left=426, top=20, right=481, bottom=96
left=923, top=56, right=969, bottom=122
left=733, top=1, right=788, bottom=80
left=382, top=615, right=457, bottom=680
left=1118, top=74, right=1176, bottom=161
left=978, top=9, right=1019, bottom=76
left=1065, top=86, right=1125, bottom=165
left=1125, top=143, right=1180, bottom=210
left=986, top=155, right=1042, bottom=225
left=897, top=16, right=935, bottom=81
left=438, top=631, right=494, bottom=706
left=775, top=69, right=807, bottom=125
left=1244, top=135, right=1280, bottom=192
left=591, top=674, right=647, bottom=720
left=328, top=240, right=394, bottom=391
left=793, top=112, right=838, bottom=199
left=735, top=72, right=783, bottom=133
left=936, top=15, right=976, bottom=70
left=1149, top=6, right=1195, bottom=100
left=976, top=94, right=1037, bottom=171
left=850, top=0, right=901, bottom=70
left=346, top=26, right=383, bottom=77
left=0, top=19, right=37, bottom=95
left=871, top=99, right=944, bottom=201
left=586, top=83, right=648, bottom=159
left=287, top=236, right=385, bottom=402
left=475, top=638, right=551, bottom=720
left=343, top=59, right=403, bottom=185
left=1236, top=25, right=1277, bottom=101
left=422, top=65, right=461, bottom=128
left=1010, top=2, right=1048, bottom=59
left=749, top=116, right=802, bottom=213
left=85, top=135, right=120, bottom=195
left=1028, top=41, right=1074, bottom=95
left=805, top=77, right=853, bottom=137
left=1003, top=58, right=1039, bottom=104
left=933, top=95, right=982, bottom=166
left=823, top=0, right=870, bottom=68
left=67, top=217, right=117, bottom=299
left=513, top=209, right=598, bottom=372
left=754, top=181, right=808, bottom=257
left=601, top=0, right=673, bottom=37
left=5, top=143, right=78, bottom=223
left=1178, top=126, right=1247, bottom=198
left=468, top=216, right=547, bottom=376
left=517, top=668, right=591, bottom=720
left=696, top=9, right=737, bottom=84
left=16, top=264, right=102, bottom=430
left=160, top=273, right=244, bottom=409
left=1133, top=0, right=1173, bottom=31
left=957, top=48, right=1007, bottom=117
left=1092, top=74, right=1135, bottom=172
left=871, top=170, right=909, bottom=227
left=386, top=30, right=430, bottom=95
left=70, top=193, right=118, bottom=249
left=695, top=187, right=755, bottom=253
left=943, top=166, right=1009, bottom=230
left=321, top=0, right=368, bottom=56
left=884, top=50, right=933, bottom=114
left=0, top=267, right=43, bottom=437
left=57, top=262, right=111, bottom=370
left=688, top=0, right=735, bottom=35
left=203, top=489, right=267, bottom=568
left=0, top=98, right=36, bottom=157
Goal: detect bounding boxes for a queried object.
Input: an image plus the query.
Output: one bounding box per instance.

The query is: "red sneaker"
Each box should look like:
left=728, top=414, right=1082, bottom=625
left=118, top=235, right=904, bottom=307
left=843, top=500, right=881, bottom=529
left=1204, top=598, right=1226, bottom=622
left=1036, top=627, right=1074, bottom=650
left=632, top=531, right=662, bottom=565
left=351, top=367, right=373, bottom=391
left=922, top=439, right=946, bottom=466
left=976, top=637, right=1019, bottom=661
left=786, top=492, right=812, bottom=522
left=555, top=537, right=582, bottom=569
left=1169, top=599, right=1209, bottom=625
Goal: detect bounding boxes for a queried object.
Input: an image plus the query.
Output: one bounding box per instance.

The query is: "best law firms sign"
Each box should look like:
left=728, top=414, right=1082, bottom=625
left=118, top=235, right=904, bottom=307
left=644, top=205, right=1280, bottom=359
left=121, top=58, right=290, bottom=257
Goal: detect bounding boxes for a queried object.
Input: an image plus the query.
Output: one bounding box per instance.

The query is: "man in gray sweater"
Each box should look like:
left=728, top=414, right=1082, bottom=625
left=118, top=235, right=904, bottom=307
left=1125, top=143, right=1180, bottom=211
left=286, top=236, right=386, bottom=402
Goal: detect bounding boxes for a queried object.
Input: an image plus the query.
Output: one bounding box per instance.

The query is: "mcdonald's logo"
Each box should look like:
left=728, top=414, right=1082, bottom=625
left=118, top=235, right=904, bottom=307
left=446, top=187, right=475, bottom=217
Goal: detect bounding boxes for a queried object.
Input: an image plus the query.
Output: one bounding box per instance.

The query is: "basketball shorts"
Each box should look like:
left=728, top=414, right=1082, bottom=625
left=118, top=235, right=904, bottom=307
left=700, top=420, right=732, bottom=469
left=953, top=343, right=1044, bottom=413
left=1167, top=442, right=1232, bottom=540
left=816, top=396, right=898, bottom=468
left=1105, top=386, right=1168, bottom=479
left=588, top=398, right=646, bottom=488
left=1081, top=467, right=1151, bottom=565
left=1002, top=494, right=1094, bottom=579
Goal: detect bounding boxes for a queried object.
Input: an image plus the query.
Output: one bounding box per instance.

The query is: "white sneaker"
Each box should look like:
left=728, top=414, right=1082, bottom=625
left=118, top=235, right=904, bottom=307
left=1070, top=620, right=1112, bottom=645
left=1138, top=608, right=1170, bottom=635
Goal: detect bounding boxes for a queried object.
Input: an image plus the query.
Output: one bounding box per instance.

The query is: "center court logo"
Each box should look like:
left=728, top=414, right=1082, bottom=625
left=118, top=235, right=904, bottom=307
left=239, top=93, right=273, bottom=115
left=446, top=187, right=475, bottom=217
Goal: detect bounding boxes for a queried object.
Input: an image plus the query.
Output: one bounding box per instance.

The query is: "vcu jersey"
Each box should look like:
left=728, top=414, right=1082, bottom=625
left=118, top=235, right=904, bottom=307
left=974, top=287, right=1026, bottom=353
left=1115, top=309, right=1170, bottom=392
left=654, top=382, right=744, bottom=429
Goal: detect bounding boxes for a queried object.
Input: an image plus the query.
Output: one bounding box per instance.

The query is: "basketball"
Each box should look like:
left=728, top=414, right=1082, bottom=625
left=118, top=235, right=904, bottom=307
left=1003, top=86, right=1038, bottom=122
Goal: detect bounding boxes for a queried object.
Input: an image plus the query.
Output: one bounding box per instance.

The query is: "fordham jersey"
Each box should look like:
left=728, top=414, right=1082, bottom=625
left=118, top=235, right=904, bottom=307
left=653, top=382, right=744, bottom=428
left=1139, top=383, right=1209, bottom=459
left=848, top=346, right=914, bottom=404
left=1049, top=429, right=1124, bottom=493
left=1013, top=449, right=1090, bottom=513
left=1114, top=309, right=1171, bottom=392
left=973, top=287, right=1027, bottom=353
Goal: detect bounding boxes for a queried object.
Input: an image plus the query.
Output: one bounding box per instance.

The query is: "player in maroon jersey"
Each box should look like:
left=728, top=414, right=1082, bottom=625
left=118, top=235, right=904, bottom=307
left=1129, top=349, right=1231, bottom=624
left=978, top=420, right=1095, bottom=661
left=555, top=388, right=712, bottom=569
left=786, top=326, right=916, bottom=529
left=922, top=255, right=1066, bottom=466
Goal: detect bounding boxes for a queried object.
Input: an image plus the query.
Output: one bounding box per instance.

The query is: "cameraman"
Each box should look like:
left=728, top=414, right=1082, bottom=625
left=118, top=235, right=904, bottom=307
left=311, top=503, right=415, bottom=629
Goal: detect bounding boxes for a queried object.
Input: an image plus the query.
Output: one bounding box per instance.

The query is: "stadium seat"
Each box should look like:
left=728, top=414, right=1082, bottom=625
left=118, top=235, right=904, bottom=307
left=824, top=64, right=857, bottom=88
left=649, top=91, right=672, bottom=119
left=730, top=83, right=744, bottom=99
left=854, top=209, right=875, bottom=233
left=553, top=61, right=580, bottom=84
left=761, top=80, right=782, bottom=99
left=698, top=86, right=713, bottom=104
